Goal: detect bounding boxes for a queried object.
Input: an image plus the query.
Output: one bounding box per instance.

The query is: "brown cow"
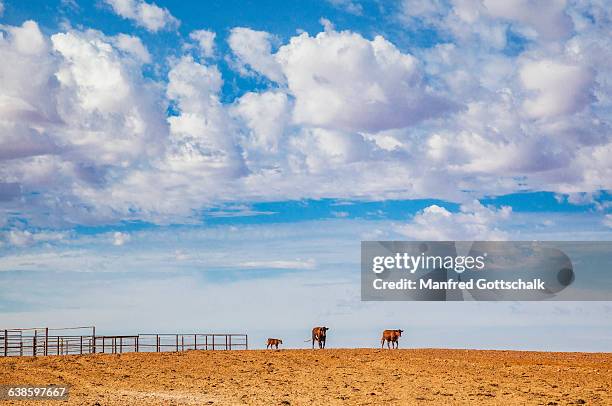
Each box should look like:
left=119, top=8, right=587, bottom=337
left=381, top=329, right=403, bottom=349
left=312, top=326, right=329, bottom=349
left=266, top=338, right=282, bottom=349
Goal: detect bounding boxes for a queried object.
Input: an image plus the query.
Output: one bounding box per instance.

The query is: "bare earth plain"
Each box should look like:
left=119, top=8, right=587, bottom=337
left=0, top=348, right=610, bottom=405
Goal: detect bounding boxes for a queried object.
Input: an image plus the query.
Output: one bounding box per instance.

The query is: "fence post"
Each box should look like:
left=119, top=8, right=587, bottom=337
left=102, top=338, right=105, bottom=353
left=194, top=334, right=197, bottom=350
left=80, top=336, right=83, bottom=354
left=229, top=335, right=232, bottom=350
left=33, top=331, right=37, bottom=357
left=246, top=335, right=248, bottom=350
left=156, top=335, right=159, bottom=352
left=136, top=336, right=139, bottom=353
left=92, top=327, right=96, bottom=354
left=56, top=336, right=59, bottom=355
left=205, top=335, right=208, bottom=350
left=4, top=330, right=7, bottom=357
left=45, top=328, right=48, bottom=356
left=175, top=335, right=179, bottom=352
left=212, top=335, right=215, bottom=350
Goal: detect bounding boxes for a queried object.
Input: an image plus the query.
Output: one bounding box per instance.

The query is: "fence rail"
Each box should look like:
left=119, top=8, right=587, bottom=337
left=0, top=326, right=247, bottom=357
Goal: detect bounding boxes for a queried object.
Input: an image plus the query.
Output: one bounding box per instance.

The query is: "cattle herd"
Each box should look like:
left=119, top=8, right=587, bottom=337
left=266, top=327, right=404, bottom=350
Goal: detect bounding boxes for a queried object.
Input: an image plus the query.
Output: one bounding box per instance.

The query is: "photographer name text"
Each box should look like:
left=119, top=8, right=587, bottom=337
left=373, top=278, right=546, bottom=291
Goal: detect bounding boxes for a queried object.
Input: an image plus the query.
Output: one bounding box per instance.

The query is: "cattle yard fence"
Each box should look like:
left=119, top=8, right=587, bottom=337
left=0, top=326, right=248, bottom=357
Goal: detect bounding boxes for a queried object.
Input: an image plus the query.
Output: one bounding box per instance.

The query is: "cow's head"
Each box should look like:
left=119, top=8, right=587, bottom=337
left=279, top=339, right=283, bottom=344
left=397, top=329, right=403, bottom=335
left=322, top=327, right=329, bottom=333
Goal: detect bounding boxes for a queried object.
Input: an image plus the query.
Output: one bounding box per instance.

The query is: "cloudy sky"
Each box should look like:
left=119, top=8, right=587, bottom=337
left=0, top=0, right=611, bottom=350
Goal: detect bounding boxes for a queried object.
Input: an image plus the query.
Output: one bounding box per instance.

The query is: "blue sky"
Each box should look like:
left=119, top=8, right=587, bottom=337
left=0, top=0, right=611, bottom=349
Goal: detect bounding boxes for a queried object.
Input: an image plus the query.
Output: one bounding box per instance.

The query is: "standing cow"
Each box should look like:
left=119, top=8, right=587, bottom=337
left=381, top=329, right=403, bottom=349
left=266, top=338, right=282, bottom=349
left=312, top=326, right=329, bottom=349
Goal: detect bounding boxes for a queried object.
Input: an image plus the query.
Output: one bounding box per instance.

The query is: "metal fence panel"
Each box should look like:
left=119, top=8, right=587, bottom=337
left=1, top=327, right=247, bottom=357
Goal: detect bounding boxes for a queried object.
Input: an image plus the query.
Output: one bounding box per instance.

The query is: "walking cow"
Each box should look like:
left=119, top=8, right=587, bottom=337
left=266, top=338, right=283, bottom=349
left=381, top=329, right=403, bottom=349
left=312, top=326, right=329, bottom=349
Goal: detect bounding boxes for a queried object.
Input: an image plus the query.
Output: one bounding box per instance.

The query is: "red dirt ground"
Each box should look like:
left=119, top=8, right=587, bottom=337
left=1, top=348, right=610, bottom=405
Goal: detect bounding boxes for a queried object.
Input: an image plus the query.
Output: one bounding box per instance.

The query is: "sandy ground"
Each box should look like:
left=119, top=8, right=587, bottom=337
left=0, top=348, right=610, bottom=405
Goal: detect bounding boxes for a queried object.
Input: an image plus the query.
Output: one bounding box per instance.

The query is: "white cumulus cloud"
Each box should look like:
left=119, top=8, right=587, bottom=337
left=276, top=29, right=454, bottom=132
left=520, top=58, right=594, bottom=119
left=326, top=0, right=363, bottom=15
left=112, top=231, right=131, bottom=246
left=481, top=0, right=573, bottom=42
left=231, top=91, right=291, bottom=154
left=113, top=33, right=151, bottom=63
left=104, top=0, right=179, bottom=32
left=396, top=201, right=512, bottom=240
left=0, top=5, right=611, bottom=228
left=228, top=27, right=284, bottom=83
left=4, top=229, right=68, bottom=247
left=189, top=29, right=216, bottom=59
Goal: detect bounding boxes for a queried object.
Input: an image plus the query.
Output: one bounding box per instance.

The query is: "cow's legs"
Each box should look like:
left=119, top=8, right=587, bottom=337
left=381, top=339, right=385, bottom=349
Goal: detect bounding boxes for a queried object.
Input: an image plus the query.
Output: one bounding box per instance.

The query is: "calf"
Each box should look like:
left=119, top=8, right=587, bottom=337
left=312, top=327, right=329, bottom=349
left=381, top=329, right=403, bottom=349
left=266, top=338, right=283, bottom=349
